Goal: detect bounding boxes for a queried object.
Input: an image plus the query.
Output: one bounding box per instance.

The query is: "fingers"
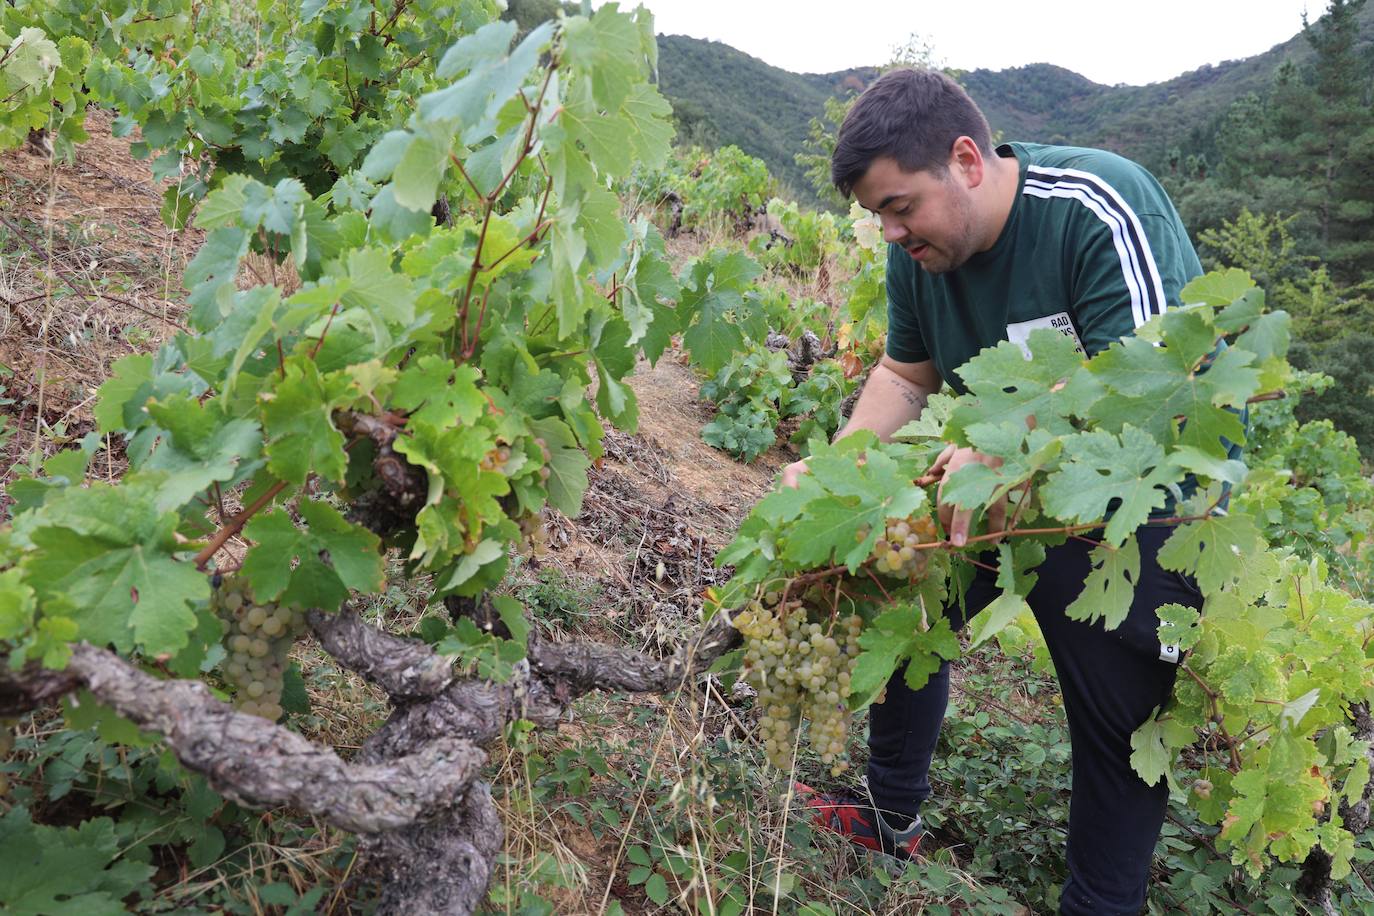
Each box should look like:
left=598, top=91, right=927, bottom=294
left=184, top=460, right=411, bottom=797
left=937, top=479, right=954, bottom=534
left=928, top=442, right=957, bottom=476
left=779, top=459, right=810, bottom=490
left=936, top=445, right=1009, bottom=547
left=949, top=505, right=972, bottom=547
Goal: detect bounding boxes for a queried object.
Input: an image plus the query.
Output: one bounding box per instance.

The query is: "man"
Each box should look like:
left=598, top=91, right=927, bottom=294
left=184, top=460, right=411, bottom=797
left=781, top=69, right=1207, bottom=915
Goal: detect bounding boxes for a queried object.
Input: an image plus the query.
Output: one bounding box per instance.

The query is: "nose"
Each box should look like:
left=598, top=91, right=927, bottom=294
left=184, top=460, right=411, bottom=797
left=881, top=215, right=907, bottom=244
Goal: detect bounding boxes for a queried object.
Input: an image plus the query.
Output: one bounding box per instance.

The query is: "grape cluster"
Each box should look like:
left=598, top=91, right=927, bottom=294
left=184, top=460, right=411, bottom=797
left=734, top=596, right=863, bottom=776
left=870, top=514, right=939, bottom=579
left=479, top=444, right=513, bottom=473
left=482, top=438, right=552, bottom=485
left=212, top=577, right=306, bottom=721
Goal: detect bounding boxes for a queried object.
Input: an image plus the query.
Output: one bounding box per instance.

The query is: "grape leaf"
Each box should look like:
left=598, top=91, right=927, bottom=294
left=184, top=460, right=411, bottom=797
left=184, top=227, right=251, bottom=329
left=22, top=482, right=207, bottom=655
left=851, top=604, right=959, bottom=705
left=259, top=356, right=353, bottom=485
left=0, top=569, right=36, bottom=641
left=0, top=806, right=154, bottom=915
left=441, top=539, right=505, bottom=590
left=1088, top=311, right=1259, bottom=455
left=142, top=395, right=262, bottom=512
left=619, top=83, right=674, bottom=172
left=678, top=250, right=763, bottom=374
left=1157, top=513, right=1266, bottom=595
left=1065, top=536, right=1140, bottom=630
left=240, top=501, right=383, bottom=609
left=93, top=354, right=154, bottom=434
left=946, top=329, right=1097, bottom=440
left=1041, top=426, right=1180, bottom=546
left=391, top=121, right=454, bottom=212
left=1129, top=707, right=1170, bottom=787
left=1156, top=602, right=1202, bottom=652
left=435, top=616, right=525, bottom=681
left=782, top=444, right=926, bottom=570
left=563, top=6, right=641, bottom=110
left=1183, top=268, right=1256, bottom=309
left=967, top=590, right=1031, bottom=649
left=436, top=19, right=517, bottom=79
left=1236, top=311, right=1291, bottom=364
left=529, top=417, right=591, bottom=516
left=392, top=356, right=484, bottom=428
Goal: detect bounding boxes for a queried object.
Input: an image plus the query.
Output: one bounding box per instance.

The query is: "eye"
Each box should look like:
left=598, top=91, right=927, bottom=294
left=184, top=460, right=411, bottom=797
left=894, top=204, right=912, bottom=216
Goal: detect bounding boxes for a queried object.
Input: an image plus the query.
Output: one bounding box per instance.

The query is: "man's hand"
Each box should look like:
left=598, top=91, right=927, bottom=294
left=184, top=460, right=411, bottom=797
left=780, top=457, right=810, bottom=489
left=932, top=444, right=1007, bottom=547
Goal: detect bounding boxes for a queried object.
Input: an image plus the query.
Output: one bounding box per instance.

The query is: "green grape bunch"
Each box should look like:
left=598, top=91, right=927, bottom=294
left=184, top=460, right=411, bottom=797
left=868, top=512, right=940, bottom=579
left=211, top=576, right=307, bottom=722
left=734, top=595, right=864, bottom=776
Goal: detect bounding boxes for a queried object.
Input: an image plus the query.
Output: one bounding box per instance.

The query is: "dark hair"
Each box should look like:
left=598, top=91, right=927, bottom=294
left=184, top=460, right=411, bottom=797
left=831, top=69, right=994, bottom=197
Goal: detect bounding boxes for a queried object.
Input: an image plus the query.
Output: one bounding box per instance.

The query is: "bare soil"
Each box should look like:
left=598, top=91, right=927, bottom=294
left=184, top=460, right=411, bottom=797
left=1, top=108, right=202, bottom=491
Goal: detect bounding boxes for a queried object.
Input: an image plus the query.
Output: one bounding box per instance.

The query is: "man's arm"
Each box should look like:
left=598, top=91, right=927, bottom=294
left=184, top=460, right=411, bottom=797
left=835, top=356, right=942, bottom=442
left=779, top=356, right=940, bottom=487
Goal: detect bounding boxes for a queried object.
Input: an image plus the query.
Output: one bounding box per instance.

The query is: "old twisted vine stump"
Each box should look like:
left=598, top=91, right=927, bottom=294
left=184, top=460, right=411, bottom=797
left=2, top=605, right=741, bottom=914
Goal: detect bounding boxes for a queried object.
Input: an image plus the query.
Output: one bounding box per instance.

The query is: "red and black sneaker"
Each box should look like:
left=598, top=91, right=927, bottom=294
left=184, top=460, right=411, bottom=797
left=792, top=781, right=923, bottom=860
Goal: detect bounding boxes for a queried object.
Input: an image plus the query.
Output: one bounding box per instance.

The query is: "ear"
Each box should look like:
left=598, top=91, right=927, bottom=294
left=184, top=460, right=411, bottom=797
left=949, top=136, right=985, bottom=189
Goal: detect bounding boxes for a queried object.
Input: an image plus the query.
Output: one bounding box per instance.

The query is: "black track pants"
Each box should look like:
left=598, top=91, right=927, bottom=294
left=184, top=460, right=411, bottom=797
left=865, top=524, right=1202, bottom=915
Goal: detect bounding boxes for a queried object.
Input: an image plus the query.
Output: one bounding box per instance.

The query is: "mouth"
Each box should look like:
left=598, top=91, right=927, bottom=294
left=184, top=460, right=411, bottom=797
left=905, top=242, right=930, bottom=260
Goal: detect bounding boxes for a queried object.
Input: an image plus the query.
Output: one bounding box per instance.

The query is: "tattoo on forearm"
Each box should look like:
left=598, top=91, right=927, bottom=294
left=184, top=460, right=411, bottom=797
left=887, top=375, right=927, bottom=411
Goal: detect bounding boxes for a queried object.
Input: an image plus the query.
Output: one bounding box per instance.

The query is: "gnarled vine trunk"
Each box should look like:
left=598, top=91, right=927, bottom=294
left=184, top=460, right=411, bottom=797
left=1, top=606, right=740, bottom=914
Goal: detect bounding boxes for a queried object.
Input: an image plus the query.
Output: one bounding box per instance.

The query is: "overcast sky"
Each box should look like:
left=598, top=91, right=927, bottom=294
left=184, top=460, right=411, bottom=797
left=633, top=0, right=1322, bottom=86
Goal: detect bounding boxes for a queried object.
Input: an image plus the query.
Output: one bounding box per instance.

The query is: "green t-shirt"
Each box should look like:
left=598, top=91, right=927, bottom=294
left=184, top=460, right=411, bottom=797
left=886, top=142, right=1204, bottom=393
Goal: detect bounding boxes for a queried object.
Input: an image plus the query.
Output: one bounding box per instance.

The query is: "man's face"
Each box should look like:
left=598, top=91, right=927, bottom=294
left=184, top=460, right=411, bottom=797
left=851, top=156, right=981, bottom=274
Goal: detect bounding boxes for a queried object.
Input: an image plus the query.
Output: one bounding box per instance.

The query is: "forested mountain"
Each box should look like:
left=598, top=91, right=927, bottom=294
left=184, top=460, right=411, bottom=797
left=657, top=1, right=1374, bottom=191
left=655, top=35, right=877, bottom=197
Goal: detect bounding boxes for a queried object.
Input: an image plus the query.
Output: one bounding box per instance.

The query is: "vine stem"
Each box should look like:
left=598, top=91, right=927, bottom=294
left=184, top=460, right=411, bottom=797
left=1003, top=480, right=1035, bottom=535
left=864, top=569, right=893, bottom=603
left=785, top=510, right=1216, bottom=593
left=1182, top=663, right=1244, bottom=772
left=192, top=479, right=288, bottom=570
left=461, top=286, right=493, bottom=360
left=374, top=0, right=412, bottom=45
left=453, top=64, right=558, bottom=360
left=310, top=303, right=341, bottom=360
left=449, top=153, right=483, bottom=201
left=963, top=556, right=1000, bottom=575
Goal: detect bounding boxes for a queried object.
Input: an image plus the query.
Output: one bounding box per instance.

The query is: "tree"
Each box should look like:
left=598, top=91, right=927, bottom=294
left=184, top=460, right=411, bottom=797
left=1262, top=1, right=1374, bottom=281
left=795, top=95, right=855, bottom=209
left=1291, top=332, right=1374, bottom=454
